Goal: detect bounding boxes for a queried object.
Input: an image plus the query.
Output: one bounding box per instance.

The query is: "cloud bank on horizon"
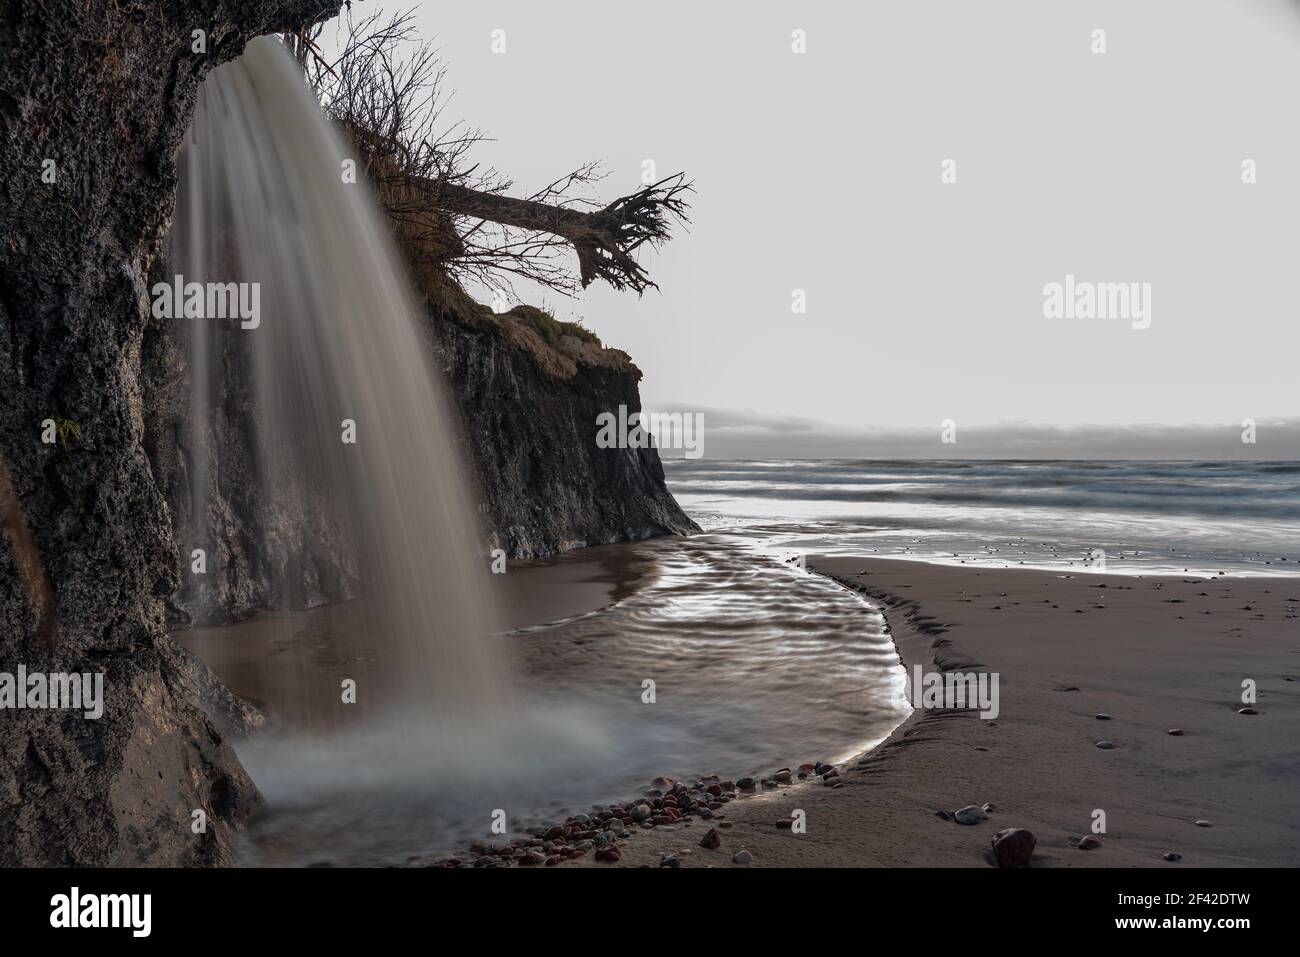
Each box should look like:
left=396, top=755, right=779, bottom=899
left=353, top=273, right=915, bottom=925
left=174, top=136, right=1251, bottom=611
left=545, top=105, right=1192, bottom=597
left=647, top=403, right=1300, bottom=460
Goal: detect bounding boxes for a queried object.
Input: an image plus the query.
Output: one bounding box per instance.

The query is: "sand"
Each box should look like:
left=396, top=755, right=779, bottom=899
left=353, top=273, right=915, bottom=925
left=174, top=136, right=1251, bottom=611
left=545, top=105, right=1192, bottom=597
left=593, top=557, right=1300, bottom=868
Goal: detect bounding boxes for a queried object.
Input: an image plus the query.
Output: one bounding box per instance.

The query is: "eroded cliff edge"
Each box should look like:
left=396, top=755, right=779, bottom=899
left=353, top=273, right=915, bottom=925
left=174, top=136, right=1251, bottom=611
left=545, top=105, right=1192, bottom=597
left=433, top=303, right=698, bottom=561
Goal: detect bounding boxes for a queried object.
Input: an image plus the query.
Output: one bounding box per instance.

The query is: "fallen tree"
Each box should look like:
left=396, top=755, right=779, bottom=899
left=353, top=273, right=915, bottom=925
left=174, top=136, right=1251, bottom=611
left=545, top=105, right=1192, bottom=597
left=410, top=173, right=692, bottom=295
left=297, top=9, right=692, bottom=298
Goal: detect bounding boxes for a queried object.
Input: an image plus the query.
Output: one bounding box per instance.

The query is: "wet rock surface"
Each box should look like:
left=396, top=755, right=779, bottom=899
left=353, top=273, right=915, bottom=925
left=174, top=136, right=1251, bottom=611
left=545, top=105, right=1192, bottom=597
left=0, top=0, right=336, bottom=866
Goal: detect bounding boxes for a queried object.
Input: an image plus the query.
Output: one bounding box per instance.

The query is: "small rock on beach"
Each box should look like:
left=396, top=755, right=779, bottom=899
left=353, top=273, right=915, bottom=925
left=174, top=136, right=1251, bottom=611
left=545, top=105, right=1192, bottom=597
left=991, top=828, right=1036, bottom=868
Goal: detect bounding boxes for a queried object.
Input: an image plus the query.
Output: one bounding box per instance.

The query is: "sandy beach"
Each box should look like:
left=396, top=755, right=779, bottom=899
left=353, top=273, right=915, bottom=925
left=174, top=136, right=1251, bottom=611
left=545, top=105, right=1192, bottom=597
left=582, top=557, right=1299, bottom=868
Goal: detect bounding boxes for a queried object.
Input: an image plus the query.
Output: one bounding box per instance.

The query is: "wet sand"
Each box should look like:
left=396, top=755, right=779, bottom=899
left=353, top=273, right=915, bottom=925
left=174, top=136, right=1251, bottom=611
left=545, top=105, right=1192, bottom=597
left=593, top=557, right=1300, bottom=867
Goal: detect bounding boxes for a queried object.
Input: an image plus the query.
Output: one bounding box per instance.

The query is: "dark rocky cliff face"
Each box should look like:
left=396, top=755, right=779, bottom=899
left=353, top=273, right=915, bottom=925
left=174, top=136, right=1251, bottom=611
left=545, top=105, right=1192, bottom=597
left=431, top=307, right=698, bottom=560
left=0, top=0, right=336, bottom=866
left=142, top=294, right=698, bottom=625
left=141, top=311, right=363, bottom=626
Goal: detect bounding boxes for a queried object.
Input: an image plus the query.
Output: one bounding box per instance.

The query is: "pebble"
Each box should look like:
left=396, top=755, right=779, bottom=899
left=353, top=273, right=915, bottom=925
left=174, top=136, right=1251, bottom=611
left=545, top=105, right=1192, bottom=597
left=659, top=855, right=680, bottom=868
left=1095, top=713, right=1112, bottom=720
left=1194, top=820, right=1213, bottom=828
left=1077, top=835, right=1101, bottom=850
left=447, top=767, right=842, bottom=868
left=1238, top=707, right=1258, bottom=715
left=1096, top=740, right=1115, bottom=749
left=990, top=828, right=1036, bottom=868
left=953, top=805, right=988, bottom=825
left=1162, top=852, right=1183, bottom=862
left=1167, top=729, right=1184, bottom=736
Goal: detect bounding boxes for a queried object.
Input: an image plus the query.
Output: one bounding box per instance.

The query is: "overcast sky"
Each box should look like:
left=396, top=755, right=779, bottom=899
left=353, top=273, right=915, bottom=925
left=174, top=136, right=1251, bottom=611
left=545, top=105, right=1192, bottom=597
left=319, top=0, right=1300, bottom=456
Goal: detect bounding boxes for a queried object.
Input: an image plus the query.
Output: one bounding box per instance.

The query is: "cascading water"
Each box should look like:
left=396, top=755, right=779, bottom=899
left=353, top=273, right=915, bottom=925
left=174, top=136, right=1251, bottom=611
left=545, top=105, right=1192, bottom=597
left=177, top=37, right=507, bottom=720
left=172, top=37, right=541, bottom=861
left=171, top=37, right=910, bottom=866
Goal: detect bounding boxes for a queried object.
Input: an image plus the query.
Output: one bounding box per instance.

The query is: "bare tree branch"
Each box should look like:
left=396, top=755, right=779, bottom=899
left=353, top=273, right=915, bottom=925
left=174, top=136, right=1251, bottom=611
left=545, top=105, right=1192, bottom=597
left=302, top=9, right=691, bottom=298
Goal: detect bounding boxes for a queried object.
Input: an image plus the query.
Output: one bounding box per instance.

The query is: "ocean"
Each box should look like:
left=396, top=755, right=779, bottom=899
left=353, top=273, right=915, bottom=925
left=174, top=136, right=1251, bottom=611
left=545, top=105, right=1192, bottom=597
left=665, top=459, right=1300, bottom=577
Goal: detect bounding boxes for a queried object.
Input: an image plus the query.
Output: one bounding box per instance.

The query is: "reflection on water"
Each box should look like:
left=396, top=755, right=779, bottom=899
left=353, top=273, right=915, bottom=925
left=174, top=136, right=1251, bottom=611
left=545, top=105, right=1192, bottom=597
left=514, top=534, right=907, bottom=776
left=176, top=533, right=909, bottom=866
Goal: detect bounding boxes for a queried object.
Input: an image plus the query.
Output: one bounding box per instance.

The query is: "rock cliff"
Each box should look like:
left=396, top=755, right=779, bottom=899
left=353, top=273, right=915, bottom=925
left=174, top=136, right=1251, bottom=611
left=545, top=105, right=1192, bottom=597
left=431, top=303, right=698, bottom=560
left=0, top=0, right=338, bottom=867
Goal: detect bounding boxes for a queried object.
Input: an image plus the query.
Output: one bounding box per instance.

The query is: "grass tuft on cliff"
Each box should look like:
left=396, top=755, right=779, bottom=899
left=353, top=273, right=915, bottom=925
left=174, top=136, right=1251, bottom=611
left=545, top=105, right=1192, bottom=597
left=507, top=304, right=601, bottom=349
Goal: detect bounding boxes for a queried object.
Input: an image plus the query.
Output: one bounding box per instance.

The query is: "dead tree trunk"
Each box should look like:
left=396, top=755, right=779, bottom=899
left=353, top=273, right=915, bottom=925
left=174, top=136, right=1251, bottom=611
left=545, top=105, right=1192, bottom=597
left=415, top=175, right=691, bottom=294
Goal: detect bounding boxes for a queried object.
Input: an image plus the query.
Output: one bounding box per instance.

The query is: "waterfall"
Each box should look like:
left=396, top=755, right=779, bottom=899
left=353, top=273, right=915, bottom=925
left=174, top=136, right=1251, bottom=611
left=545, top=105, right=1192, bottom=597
left=173, top=36, right=510, bottom=729
left=171, top=38, right=619, bottom=865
